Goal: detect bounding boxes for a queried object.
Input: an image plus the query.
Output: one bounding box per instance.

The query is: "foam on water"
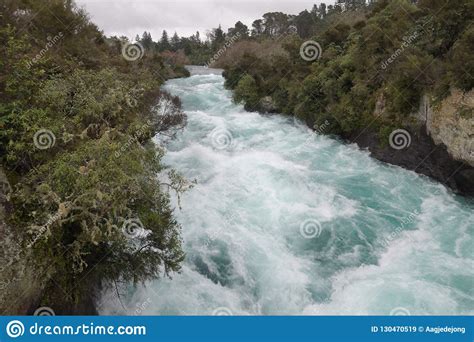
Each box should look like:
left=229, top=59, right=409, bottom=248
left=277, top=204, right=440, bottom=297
left=100, top=69, right=474, bottom=315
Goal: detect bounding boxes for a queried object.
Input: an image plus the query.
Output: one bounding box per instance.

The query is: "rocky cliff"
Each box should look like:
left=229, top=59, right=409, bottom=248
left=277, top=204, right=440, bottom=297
left=351, top=89, right=474, bottom=196
left=425, top=90, right=474, bottom=167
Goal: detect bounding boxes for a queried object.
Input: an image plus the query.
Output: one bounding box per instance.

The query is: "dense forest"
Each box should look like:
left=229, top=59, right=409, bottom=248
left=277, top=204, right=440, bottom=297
left=0, top=0, right=192, bottom=314
left=217, top=0, right=472, bottom=135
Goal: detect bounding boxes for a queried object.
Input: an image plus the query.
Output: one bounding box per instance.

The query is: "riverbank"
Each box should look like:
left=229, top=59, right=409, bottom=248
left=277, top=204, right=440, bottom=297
left=222, top=90, right=474, bottom=196
left=218, top=75, right=474, bottom=196
left=212, top=0, right=473, bottom=196
left=0, top=1, right=189, bottom=315
left=346, top=127, right=473, bottom=196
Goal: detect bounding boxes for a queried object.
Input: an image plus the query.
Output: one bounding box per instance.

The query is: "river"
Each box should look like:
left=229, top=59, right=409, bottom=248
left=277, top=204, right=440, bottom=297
left=101, top=66, right=473, bottom=315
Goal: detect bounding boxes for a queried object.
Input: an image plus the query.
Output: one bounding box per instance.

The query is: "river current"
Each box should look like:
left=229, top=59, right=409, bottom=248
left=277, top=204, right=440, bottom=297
left=101, top=67, right=473, bottom=315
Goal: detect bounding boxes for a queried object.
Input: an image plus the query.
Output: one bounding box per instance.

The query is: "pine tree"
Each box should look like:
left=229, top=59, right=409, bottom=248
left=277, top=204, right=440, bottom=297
left=211, top=25, right=226, bottom=51
left=141, top=31, right=153, bottom=50
left=171, top=32, right=180, bottom=51
left=159, top=30, right=171, bottom=51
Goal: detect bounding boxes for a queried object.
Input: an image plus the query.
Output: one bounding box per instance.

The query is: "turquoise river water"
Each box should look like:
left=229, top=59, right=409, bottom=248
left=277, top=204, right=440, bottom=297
left=101, top=67, right=473, bottom=316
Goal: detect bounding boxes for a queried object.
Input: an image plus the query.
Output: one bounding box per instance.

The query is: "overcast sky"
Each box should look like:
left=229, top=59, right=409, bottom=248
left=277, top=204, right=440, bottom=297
left=75, top=0, right=333, bottom=40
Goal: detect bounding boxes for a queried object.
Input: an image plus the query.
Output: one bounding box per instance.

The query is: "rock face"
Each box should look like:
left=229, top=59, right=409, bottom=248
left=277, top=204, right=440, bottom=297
left=259, top=96, right=277, bottom=113
left=352, top=89, right=474, bottom=196
left=425, top=90, right=474, bottom=167
left=0, top=168, right=40, bottom=314
left=350, top=126, right=473, bottom=195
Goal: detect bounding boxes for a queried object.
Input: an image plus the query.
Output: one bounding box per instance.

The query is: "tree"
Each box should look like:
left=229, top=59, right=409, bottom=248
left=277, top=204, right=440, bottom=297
left=140, top=31, right=153, bottom=50
left=158, top=30, right=171, bottom=51
left=319, top=3, right=327, bottom=18
left=210, top=25, right=226, bottom=51
left=338, top=0, right=366, bottom=11
left=449, top=25, right=474, bottom=91
left=262, top=12, right=289, bottom=36
left=228, top=21, right=249, bottom=38
left=195, top=31, right=201, bottom=43
left=251, top=19, right=264, bottom=37
left=294, top=10, right=314, bottom=38
left=171, top=31, right=180, bottom=51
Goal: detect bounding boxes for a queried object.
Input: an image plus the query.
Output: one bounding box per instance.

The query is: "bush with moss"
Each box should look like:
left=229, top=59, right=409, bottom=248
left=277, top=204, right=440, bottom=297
left=1, top=0, right=190, bottom=313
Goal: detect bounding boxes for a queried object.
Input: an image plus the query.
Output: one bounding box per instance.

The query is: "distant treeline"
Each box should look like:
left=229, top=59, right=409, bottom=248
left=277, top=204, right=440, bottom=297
left=132, top=1, right=376, bottom=65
